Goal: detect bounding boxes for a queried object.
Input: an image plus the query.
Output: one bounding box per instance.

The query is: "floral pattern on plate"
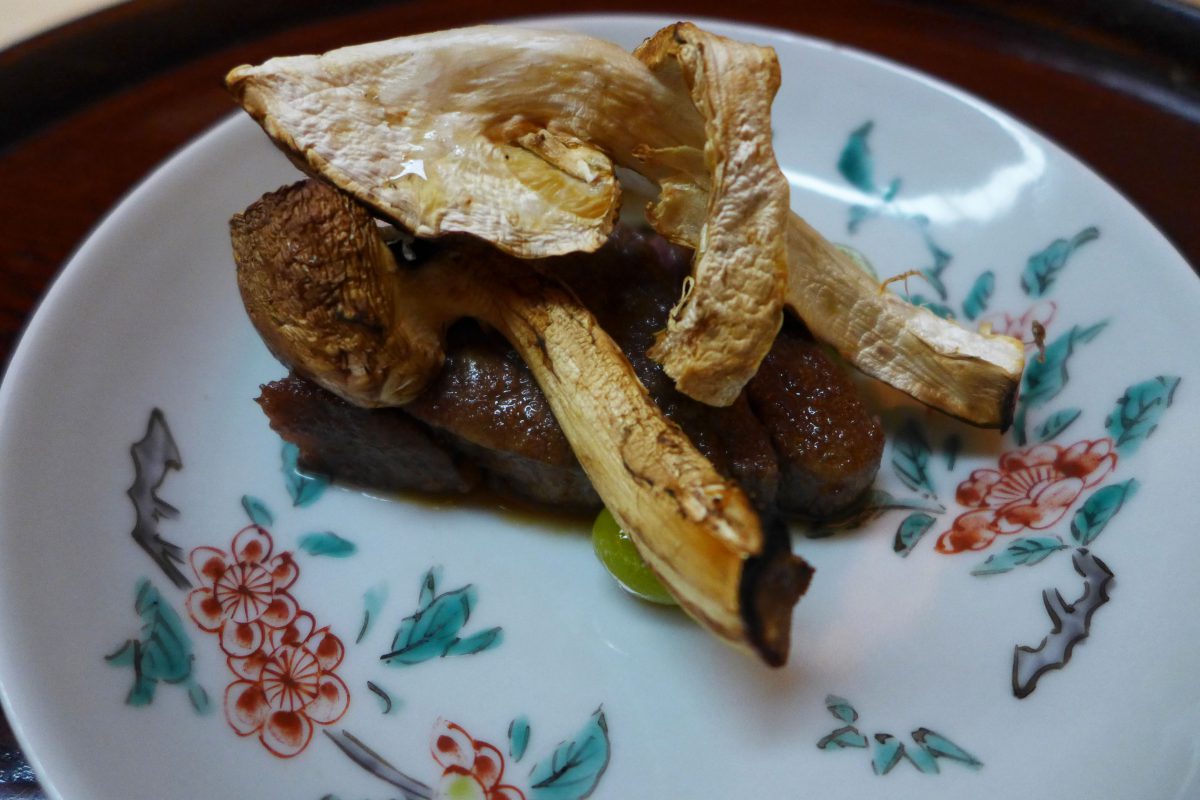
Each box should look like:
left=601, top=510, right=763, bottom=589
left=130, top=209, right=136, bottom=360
left=186, top=524, right=349, bottom=757
left=830, top=122, right=1183, bottom=701
left=327, top=710, right=610, bottom=800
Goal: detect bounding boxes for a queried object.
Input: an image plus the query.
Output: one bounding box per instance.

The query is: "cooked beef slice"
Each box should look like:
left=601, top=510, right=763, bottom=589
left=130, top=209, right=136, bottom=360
left=255, top=226, right=883, bottom=518
left=257, top=374, right=474, bottom=495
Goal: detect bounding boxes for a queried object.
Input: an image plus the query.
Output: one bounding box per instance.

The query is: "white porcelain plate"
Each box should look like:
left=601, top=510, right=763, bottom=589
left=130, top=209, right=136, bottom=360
left=2, top=14, right=1198, bottom=800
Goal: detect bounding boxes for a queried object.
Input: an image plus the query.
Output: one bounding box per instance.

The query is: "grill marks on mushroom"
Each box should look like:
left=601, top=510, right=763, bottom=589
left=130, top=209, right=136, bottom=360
left=232, top=179, right=812, bottom=665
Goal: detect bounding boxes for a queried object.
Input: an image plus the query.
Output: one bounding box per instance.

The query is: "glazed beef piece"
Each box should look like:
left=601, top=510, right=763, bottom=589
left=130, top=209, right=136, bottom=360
left=257, top=226, right=884, bottom=519
left=257, top=375, right=473, bottom=495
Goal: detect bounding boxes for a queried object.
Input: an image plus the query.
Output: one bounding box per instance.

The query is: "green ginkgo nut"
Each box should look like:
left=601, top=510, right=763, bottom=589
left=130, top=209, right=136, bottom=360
left=591, top=509, right=676, bottom=606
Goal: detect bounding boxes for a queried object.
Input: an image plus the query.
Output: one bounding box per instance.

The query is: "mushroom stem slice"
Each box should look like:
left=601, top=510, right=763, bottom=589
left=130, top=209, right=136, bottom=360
left=482, top=262, right=810, bottom=664
left=230, top=179, right=812, bottom=665
left=650, top=174, right=1026, bottom=428
left=784, top=213, right=1024, bottom=428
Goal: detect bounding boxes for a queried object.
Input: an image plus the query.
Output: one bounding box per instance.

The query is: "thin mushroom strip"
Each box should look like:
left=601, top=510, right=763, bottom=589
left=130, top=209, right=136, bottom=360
left=783, top=215, right=1025, bottom=428
left=226, top=23, right=789, bottom=407
left=231, top=180, right=812, bottom=665
left=634, top=23, right=789, bottom=407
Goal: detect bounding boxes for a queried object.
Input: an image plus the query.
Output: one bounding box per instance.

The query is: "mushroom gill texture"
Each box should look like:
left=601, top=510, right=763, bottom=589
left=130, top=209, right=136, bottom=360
left=231, top=179, right=812, bottom=666
left=225, top=22, right=790, bottom=407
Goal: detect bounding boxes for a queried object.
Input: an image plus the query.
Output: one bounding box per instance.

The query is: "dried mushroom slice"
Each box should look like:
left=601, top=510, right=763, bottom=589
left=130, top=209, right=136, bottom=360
left=648, top=190, right=1026, bottom=428
left=231, top=180, right=813, bottom=665
left=784, top=215, right=1024, bottom=428
left=634, top=23, right=790, bottom=407
left=226, top=23, right=790, bottom=407
left=225, top=26, right=689, bottom=258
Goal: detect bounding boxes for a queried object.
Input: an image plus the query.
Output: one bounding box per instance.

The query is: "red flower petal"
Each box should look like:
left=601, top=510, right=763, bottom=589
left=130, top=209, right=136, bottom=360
left=432, top=720, right=475, bottom=770
left=305, top=673, right=350, bottom=725
left=268, top=552, right=299, bottom=590
left=220, top=620, right=265, bottom=658
left=1058, top=438, right=1118, bottom=486
left=260, top=592, right=299, bottom=629
left=936, top=510, right=997, bottom=554
left=473, top=741, right=505, bottom=788
left=225, top=680, right=269, bottom=736
left=955, top=469, right=1001, bottom=508
left=232, top=525, right=272, bottom=565
left=270, top=611, right=315, bottom=651
left=189, top=547, right=228, bottom=586
left=492, top=786, right=528, bottom=800
left=228, top=650, right=271, bottom=681
left=185, top=588, right=225, bottom=631
left=306, top=627, right=345, bottom=671
left=1000, top=444, right=1060, bottom=473
left=261, top=710, right=313, bottom=758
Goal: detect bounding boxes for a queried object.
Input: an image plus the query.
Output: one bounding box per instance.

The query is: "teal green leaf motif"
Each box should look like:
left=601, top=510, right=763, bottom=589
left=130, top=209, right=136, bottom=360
left=357, top=582, right=389, bottom=644
left=1035, top=408, right=1082, bottom=442
left=444, top=627, right=503, bottom=656
left=241, top=494, right=274, bottom=528
left=892, top=419, right=936, bottom=496
left=282, top=441, right=329, bottom=507
left=838, top=121, right=877, bottom=194
left=1071, top=480, right=1140, bottom=546
left=942, top=434, right=961, bottom=471
left=1014, top=321, right=1108, bottom=444
left=509, top=716, right=531, bottom=762
left=912, top=728, right=983, bottom=770
left=894, top=512, right=936, bottom=557
left=825, top=694, right=859, bottom=724
left=971, top=537, right=1067, bottom=576
left=529, top=709, right=610, bottom=800
left=381, top=568, right=502, bottom=666
left=298, top=531, right=357, bottom=558
left=872, top=734, right=905, bottom=776
left=818, top=696, right=982, bottom=776
left=818, top=727, right=869, bottom=750
left=105, top=578, right=211, bottom=713
left=1021, top=227, right=1100, bottom=298
left=1106, top=376, right=1181, bottom=456
left=962, top=271, right=995, bottom=321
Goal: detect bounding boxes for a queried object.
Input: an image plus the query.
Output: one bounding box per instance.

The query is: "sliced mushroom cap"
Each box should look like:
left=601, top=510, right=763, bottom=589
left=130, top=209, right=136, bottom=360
left=231, top=179, right=813, bottom=665
left=227, top=27, right=666, bottom=258
left=226, top=23, right=790, bottom=407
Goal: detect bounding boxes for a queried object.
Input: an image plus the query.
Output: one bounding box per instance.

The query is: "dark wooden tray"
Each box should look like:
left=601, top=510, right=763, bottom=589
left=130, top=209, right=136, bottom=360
left=0, top=1, right=1196, bottom=795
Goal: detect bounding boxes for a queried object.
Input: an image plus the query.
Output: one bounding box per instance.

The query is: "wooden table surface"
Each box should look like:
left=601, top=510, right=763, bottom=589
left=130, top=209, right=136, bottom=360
left=0, top=0, right=1197, bottom=795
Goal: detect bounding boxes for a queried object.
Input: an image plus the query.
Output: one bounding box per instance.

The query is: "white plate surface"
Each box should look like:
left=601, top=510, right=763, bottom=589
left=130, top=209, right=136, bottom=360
left=2, top=14, right=1199, bottom=800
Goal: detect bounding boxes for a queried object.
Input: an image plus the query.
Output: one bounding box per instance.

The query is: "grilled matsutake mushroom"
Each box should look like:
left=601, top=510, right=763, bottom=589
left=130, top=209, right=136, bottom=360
left=227, top=23, right=1023, bottom=426
left=225, top=22, right=788, bottom=408
left=231, top=179, right=812, bottom=665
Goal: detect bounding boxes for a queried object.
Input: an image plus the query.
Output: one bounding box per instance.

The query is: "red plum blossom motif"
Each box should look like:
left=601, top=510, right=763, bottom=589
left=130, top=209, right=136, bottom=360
left=187, top=525, right=348, bottom=757
left=432, top=720, right=526, bottom=800
left=936, top=438, right=1117, bottom=554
